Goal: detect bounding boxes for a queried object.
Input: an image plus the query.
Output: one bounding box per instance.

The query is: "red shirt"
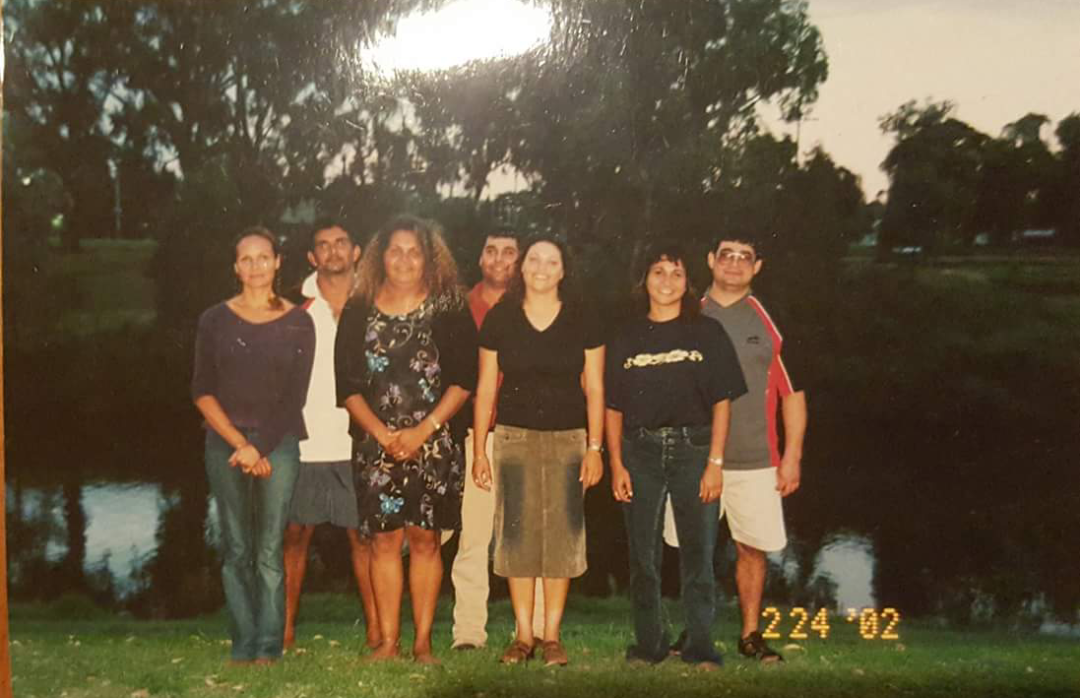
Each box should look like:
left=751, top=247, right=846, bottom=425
left=469, top=282, right=502, bottom=426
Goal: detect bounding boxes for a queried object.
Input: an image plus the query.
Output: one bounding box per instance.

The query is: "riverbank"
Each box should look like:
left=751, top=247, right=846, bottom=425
left=11, top=595, right=1079, bottom=697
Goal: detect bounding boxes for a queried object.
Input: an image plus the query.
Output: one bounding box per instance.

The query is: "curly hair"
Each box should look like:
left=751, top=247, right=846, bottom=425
left=353, top=214, right=460, bottom=307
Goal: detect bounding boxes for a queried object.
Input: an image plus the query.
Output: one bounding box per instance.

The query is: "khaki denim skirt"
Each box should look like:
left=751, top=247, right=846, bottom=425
left=492, top=425, right=588, bottom=579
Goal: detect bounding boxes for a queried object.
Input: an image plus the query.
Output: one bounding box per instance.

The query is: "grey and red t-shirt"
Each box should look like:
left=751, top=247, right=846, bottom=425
left=702, top=293, right=799, bottom=471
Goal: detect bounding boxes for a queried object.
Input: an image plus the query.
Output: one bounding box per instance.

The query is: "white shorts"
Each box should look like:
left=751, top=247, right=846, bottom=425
left=663, top=467, right=787, bottom=552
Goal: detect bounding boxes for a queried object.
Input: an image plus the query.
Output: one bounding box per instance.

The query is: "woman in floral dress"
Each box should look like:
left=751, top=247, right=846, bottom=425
left=335, top=215, right=476, bottom=664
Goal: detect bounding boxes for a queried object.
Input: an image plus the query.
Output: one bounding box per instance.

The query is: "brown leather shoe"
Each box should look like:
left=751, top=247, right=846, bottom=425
left=541, top=640, right=568, bottom=667
left=500, top=640, right=534, bottom=664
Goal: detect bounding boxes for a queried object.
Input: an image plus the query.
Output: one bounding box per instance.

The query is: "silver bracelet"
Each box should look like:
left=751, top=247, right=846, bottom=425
left=588, top=440, right=603, bottom=452
left=708, top=456, right=724, bottom=466
left=429, top=415, right=443, bottom=431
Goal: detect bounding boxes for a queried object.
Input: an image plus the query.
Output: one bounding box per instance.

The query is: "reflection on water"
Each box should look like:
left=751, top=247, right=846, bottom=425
left=7, top=483, right=210, bottom=598
left=75, top=484, right=162, bottom=586
left=7, top=465, right=1079, bottom=633
left=808, top=533, right=876, bottom=611
left=9, top=478, right=877, bottom=611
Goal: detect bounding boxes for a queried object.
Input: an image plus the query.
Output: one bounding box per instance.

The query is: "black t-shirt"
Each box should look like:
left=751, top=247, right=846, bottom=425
left=479, top=300, right=604, bottom=430
left=605, top=314, right=747, bottom=430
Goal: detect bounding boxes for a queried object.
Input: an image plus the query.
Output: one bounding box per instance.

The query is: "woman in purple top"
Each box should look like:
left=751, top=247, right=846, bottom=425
left=192, top=227, right=314, bottom=665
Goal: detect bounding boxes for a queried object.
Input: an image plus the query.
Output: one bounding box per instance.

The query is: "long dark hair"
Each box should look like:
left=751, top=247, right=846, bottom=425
left=502, top=234, right=579, bottom=307
left=233, top=225, right=284, bottom=310
left=634, top=239, right=699, bottom=320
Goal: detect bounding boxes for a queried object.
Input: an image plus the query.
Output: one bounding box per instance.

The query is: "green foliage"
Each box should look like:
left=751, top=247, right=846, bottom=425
left=1048, top=113, right=1080, bottom=246
left=878, top=101, right=1080, bottom=255
left=878, top=99, right=989, bottom=253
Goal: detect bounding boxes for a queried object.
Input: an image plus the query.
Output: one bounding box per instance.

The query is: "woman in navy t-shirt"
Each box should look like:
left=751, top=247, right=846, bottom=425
left=604, top=241, right=746, bottom=667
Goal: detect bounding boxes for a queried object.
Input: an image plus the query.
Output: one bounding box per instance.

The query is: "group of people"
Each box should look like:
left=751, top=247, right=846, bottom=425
left=191, top=214, right=806, bottom=670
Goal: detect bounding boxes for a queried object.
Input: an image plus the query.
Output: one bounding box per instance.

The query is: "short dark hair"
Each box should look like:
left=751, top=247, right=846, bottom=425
left=711, top=233, right=765, bottom=259
left=310, top=217, right=355, bottom=250
left=635, top=240, right=699, bottom=320
left=483, top=227, right=522, bottom=249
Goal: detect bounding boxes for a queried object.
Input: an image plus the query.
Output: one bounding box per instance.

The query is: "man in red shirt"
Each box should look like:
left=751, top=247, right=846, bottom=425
left=450, top=230, right=546, bottom=650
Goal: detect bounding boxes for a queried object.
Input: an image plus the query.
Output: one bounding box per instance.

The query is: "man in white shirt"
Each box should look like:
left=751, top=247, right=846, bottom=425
left=283, top=221, right=380, bottom=650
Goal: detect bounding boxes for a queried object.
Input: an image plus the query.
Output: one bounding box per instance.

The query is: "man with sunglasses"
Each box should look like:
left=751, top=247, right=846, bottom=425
left=668, top=237, right=807, bottom=663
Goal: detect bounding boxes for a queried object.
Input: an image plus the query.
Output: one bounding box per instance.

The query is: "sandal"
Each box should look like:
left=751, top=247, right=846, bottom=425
left=500, top=640, right=534, bottom=664
left=541, top=640, right=568, bottom=667
left=738, top=631, right=783, bottom=663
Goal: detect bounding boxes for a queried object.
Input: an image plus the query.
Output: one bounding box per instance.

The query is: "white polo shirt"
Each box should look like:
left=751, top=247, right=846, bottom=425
left=299, top=273, right=353, bottom=463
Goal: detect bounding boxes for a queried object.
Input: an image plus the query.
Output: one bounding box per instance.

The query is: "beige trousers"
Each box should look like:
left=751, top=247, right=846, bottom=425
left=451, top=431, right=545, bottom=647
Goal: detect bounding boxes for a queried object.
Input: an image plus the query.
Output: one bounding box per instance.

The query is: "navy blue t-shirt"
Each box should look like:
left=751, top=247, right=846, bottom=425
left=605, top=314, right=746, bottom=429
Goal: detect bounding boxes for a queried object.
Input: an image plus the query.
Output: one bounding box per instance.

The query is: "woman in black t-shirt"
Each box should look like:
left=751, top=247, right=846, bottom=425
left=473, top=235, right=605, bottom=667
left=604, top=241, right=746, bottom=667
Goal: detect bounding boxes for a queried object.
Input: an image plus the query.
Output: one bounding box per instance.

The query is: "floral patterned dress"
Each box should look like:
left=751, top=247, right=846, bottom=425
left=351, top=299, right=464, bottom=537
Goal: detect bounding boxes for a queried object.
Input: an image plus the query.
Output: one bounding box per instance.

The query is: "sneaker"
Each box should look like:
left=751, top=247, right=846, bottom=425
left=737, top=631, right=783, bottom=663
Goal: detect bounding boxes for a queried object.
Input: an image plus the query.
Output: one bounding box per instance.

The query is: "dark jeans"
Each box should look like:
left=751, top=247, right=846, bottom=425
left=205, top=429, right=300, bottom=661
left=622, top=426, right=721, bottom=664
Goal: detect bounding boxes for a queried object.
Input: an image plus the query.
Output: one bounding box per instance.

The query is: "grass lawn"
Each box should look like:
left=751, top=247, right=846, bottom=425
left=10, top=595, right=1079, bottom=698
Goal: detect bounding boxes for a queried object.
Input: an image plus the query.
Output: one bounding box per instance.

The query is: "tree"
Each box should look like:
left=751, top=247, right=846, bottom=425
left=971, top=114, right=1054, bottom=246
left=496, top=0, right=829, bottom=251
left=1047, top=113, right=1080, bottom=247
left=3, top=0, right=126, bottom=249
left=878, top=99, right=989, bottom=254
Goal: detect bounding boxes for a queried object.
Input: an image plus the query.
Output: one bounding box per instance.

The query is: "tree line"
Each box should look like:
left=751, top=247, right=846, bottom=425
left=4, top=0, right=1077, bottom=329
left=878, top=99, right=1080, bottom=253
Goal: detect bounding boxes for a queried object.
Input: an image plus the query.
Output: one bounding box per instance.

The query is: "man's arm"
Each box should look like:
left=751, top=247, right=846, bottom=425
left=776, top=390, right=806, bottom=496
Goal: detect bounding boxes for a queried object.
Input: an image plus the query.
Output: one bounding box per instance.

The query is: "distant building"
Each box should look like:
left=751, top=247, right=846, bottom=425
left=1012, top=228, right=1057, bottom=245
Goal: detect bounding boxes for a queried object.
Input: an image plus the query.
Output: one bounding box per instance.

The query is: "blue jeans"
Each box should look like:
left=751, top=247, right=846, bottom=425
left=622, top=426, right=721, bottom=664
left=205, top=430, right=300, bottom=661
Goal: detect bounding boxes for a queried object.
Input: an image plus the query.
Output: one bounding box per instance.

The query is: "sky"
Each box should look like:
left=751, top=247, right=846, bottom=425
left=788, top=0, right=1080, bottom=197
left=365, top=0, right=1080, bottom=201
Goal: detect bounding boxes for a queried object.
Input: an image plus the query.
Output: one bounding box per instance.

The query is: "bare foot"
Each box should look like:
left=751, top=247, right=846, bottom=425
left=364, top=641, right=400, bottom=662
left=366, top=631, right=383, bottom=650
left=413, top=652, right=441, bottom=666
left=283, top=633, right=295, bottom=651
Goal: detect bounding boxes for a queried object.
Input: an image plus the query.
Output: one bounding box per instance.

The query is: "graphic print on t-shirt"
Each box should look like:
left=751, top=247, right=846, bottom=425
left=623, top=348, right=704, bottom=369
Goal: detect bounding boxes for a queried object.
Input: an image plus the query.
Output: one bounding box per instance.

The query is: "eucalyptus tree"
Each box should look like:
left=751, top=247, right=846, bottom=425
left=110, top=1, right=421, bottom=324
left=505, top=0, right=828, bottom=250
